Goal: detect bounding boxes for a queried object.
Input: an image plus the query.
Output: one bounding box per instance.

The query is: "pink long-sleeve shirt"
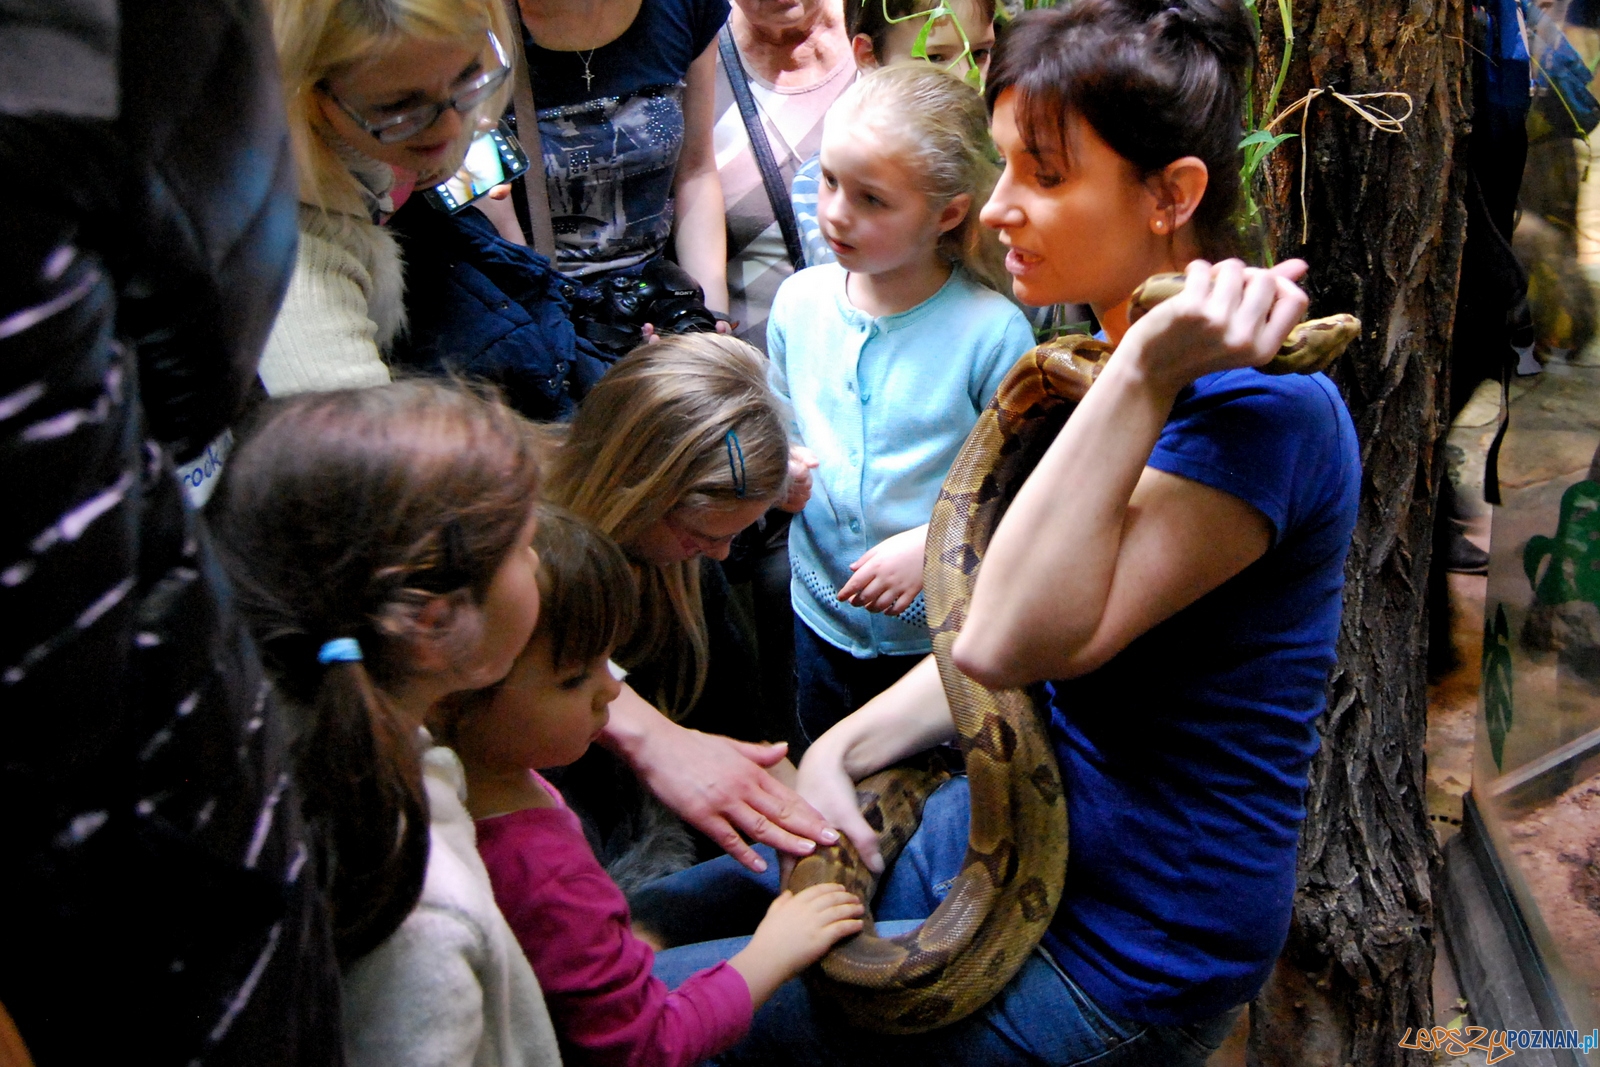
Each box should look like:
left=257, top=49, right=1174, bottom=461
left=476, top=777, right=752, bottom=1067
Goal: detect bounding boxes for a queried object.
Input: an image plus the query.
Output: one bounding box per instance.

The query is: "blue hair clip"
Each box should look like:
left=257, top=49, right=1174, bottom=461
left=317, top=637, right=364, bottom=665
left=725, top=430, right=747, bottom=498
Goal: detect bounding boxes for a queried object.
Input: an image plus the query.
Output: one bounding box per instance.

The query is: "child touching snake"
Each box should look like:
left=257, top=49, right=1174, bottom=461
left=440, top=506, right=864, bottom=1067
left=769, top=62, right=1036, bottom=746
left=211, top=381, right=559, bottom=1067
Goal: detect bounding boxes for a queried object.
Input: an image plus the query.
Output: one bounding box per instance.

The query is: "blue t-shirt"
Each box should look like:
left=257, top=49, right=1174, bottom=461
left=1041, top=368, right=1360, bottom=1026
left=525, top=0, right=729, bottom=276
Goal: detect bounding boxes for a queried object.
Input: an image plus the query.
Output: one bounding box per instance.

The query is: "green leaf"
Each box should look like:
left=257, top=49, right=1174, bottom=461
left=1482, top=603, right=1515, bottom=771
left=910, top=12, right=937, bottom=59
left=1239, top=129, right=1296, bottom=149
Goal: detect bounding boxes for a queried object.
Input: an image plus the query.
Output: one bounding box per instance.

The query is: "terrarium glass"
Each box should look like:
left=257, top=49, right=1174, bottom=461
left=1474, top=360, right=1600, bottom=1042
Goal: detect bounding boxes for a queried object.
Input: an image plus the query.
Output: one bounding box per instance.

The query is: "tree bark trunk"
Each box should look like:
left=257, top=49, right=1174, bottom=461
left=1247, top=3, right=1470, bottom=1066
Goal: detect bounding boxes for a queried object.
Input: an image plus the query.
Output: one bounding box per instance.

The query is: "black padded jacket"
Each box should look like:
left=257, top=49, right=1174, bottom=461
left=0, top=1, right=342, bottom=1063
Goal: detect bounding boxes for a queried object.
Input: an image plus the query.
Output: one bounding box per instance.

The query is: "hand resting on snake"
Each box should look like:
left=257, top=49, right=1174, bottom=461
left=785, top=260, right=1360, bottom=1033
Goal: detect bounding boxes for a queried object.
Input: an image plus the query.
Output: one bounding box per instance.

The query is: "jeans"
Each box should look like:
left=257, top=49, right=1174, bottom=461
left=643, top=778, right=1240, bottom=1066
left=792, top=616, right=920, bottom=751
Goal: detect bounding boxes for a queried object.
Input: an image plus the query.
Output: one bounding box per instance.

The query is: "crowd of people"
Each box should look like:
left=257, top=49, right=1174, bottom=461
left=1, top=0, right=1361, bottom=1065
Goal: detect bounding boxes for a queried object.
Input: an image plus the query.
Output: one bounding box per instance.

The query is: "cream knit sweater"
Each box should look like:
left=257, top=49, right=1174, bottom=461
left=258, top=205, right=404, bottom=396
left=342, top=744, right=563, bottom=1067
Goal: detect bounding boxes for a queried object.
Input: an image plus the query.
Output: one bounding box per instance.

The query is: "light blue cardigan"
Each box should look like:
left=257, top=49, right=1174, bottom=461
left=768, top=262, right=1035, bottom=657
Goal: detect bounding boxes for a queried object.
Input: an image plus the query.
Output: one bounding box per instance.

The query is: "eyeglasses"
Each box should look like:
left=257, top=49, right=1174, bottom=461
left=321, top=30, right=512, bottom=145
left=663, top=511, right=740, bottom=555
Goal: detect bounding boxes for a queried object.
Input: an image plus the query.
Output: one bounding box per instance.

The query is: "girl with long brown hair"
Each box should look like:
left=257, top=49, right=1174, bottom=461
left=212, top=380, right=559, bottom=1067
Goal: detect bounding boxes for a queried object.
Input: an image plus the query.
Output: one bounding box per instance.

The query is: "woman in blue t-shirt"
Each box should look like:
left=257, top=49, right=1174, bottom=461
left=640, top=1, right=1363, bottom=1064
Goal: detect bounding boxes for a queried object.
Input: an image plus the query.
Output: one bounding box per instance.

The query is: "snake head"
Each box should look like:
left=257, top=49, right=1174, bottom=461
left=1263, top=313, right=1361, bottom=376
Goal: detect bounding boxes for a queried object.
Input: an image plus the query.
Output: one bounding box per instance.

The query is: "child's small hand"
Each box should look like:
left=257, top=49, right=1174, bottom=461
left=838, top=525, right=927, bottom=614
left=779, top=446, right=819, bottom=513
left=728, top=884, right=864, bottom=1008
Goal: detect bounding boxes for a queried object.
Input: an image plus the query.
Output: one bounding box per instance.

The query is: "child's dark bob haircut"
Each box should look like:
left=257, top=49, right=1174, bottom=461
left=532, top=504, right=639, bottom=671
left=430, top=506, right=636, bottom=747
left=985, top=0, right=1257, bottom=261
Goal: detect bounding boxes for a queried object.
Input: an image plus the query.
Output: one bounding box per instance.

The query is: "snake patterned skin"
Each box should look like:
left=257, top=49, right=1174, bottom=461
left=785, top=276, right=1361, bottom=1034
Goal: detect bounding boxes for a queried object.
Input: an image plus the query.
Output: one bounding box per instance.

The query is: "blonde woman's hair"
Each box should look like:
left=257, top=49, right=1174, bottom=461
left=545, top=334, right=791, bottom=715
left=828, top=62, right=1009, bottom=291
left=267, top=0, right=515, bottom=214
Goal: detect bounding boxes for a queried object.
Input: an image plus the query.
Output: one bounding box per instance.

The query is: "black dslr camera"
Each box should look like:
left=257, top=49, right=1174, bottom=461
left=563, top=258, right=720, bottom=359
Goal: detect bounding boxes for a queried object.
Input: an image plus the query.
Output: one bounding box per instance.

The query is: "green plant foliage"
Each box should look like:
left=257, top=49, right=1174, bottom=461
left=1237, top=0, right=1295, bottom=248
left=1482, top=603, right=1515, bottom=771
left=874, top=0, right=986, bottom=88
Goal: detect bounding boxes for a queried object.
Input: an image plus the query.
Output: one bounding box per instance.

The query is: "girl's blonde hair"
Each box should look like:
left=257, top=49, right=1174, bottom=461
left=545, top=334, right=791, bottom=715
left=267, top=0, right=515, bottom=214
left=828, top=62, right=1009, bottom=291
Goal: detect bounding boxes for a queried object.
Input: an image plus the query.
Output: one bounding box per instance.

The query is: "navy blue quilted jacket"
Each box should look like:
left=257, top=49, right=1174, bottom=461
left=388, top=201, right=608, bottom=421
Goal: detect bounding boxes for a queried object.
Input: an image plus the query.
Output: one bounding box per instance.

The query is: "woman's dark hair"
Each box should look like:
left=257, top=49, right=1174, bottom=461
left=848, top=0, right=998, bottom=60
left=212, top=379, right=542, bottom=964
left=985, top=0, right=1258, bottom=260
left=530, top=505, right=639, bottom=672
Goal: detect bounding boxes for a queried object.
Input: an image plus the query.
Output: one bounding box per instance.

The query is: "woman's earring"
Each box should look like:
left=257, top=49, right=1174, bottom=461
left=1153, top=218, right=1167, bottom=234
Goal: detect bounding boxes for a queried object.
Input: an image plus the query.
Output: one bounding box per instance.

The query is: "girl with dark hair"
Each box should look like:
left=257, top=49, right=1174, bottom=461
left=212, top=380, right=560, bottom=1067
left=441, top=506, right=864, bottom=1067
left=634, top=2, right=1363, bottom=1063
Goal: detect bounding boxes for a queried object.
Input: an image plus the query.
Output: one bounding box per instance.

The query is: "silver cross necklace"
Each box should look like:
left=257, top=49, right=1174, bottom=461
left=578, top=47, right=599, bottom=92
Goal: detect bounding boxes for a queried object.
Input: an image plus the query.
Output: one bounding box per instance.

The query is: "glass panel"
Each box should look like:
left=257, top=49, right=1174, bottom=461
left=1475, top=2, right=1600, bottom=1032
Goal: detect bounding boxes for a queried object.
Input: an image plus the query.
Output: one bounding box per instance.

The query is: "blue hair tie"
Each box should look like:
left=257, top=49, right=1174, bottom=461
left=317, top=637, right=364, bottom=665
left=724, top=430, right=748, bottom=498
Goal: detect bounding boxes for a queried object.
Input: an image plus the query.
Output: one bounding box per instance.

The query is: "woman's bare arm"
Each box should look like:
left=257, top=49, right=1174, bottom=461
left=794, top=655, right=954, bottom=871
left=952, top=260, right=1306, bottom=688
left=670, top=41, right=729, bottom=314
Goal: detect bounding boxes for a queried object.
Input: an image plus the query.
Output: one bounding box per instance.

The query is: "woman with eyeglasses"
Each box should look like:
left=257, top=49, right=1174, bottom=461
left=537, top=333, right=838, bottom=894
left=259, top=0, right=521, bottom=397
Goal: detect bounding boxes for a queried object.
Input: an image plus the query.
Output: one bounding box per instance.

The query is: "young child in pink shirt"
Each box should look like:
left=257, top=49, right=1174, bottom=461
left=439, top=505, right=863, bottom=1067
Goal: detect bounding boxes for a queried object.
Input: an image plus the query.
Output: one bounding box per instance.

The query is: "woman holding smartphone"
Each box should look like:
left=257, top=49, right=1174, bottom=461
left=259, top=0, right=518, bottom=396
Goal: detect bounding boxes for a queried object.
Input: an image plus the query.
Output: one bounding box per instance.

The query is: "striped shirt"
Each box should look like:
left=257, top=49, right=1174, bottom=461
left=714, top=49, right=854, bottom=351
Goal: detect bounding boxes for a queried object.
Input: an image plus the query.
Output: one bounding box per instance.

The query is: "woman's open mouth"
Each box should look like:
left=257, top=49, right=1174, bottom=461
left=1005, top=247, right=1044, bottom=276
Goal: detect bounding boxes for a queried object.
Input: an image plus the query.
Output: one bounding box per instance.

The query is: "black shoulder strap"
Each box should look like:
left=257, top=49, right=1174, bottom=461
left=501, top=0, right=557, bottom=259
left=718, top=24, right=806, bottom=270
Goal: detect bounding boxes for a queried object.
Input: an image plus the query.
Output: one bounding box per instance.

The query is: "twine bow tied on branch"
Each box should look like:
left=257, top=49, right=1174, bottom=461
left=1266, top=88, right=1416, bottom=243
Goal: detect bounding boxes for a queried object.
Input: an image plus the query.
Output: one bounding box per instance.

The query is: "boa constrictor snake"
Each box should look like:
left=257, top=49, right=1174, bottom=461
left=785, top=273, right=1362, bottom=1033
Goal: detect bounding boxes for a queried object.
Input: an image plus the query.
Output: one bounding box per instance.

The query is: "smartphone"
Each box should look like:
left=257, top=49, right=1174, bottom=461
left=422, top=121, right=532, bottom=214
